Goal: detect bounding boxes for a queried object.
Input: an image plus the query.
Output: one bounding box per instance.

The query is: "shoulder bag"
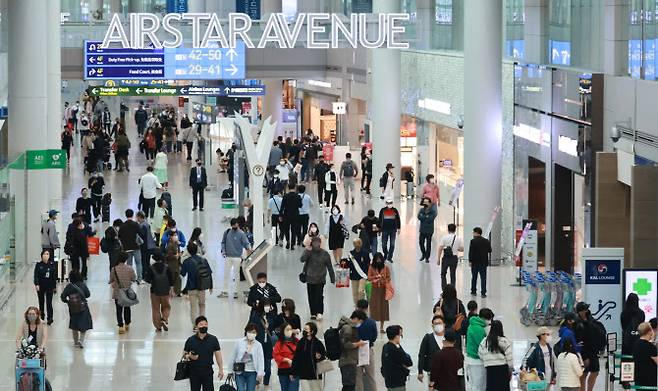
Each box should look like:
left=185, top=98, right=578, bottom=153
left=315, top=359, right=334, bottom=375
left=453, top=300, right=466, bottom=332
left=67, top=283, right=88, bottom=315
left=384, top=269, right=395, bottom=301
left=114, top=267, right=139, bottom=307
left=219, top=374, right=237, bottom=391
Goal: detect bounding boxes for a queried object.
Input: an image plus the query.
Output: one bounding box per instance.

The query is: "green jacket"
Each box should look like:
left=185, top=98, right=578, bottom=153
left=466, top=315, right=487, bottom=359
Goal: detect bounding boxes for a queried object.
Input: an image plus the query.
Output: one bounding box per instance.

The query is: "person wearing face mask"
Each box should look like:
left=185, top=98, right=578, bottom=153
left=276, top=158, right=293, bottom=191
left=165, top=233, right=183, bottom=297
left=302, top=222, right=323, bottom=251
left=189, top=159, right=208, bottom=211
left=324, top=164, right=339, bottom=209
left=248, top=299, right=277, bottom=388
left=34, top=249, right=57, bottom=325
left=314, top=158, right=330, bottom=207
left=381, top=325, right=413, bottom=390
left=273, top=323, right=301, bottom=391
left=367, top=253, right=391, bottom=334
left=184, top=316, right=225, bottom=391
left=247, top=272, right=282, bottom=316
left=292, top=322, right=327, bottom=391
left=60, top=270, right=93, bottom=348
left=268, top=169, right=284, bottom=197
left=219, top=218, right=253, bottom=299
left=160, top=219, right=187, bottom=251
left=231, top=323, right=266, bottom=391
left=378, top=200, right=401, bottom=262
left=300, top=236, right=336, bottom=320
left=76, top=187, right=93, bottom=225
left=181, top=243, right=213, bottom=328
left=418, top=315, right=447, bottom=383
left=88, top=172, right=105, bottom=223
left=417, top=197, right=438, bottom=263
left=326, top=205, right=347, bottom=264
left=65, top=217, right=91, bottom=280
left=464, top=308, right=494, bottom=391
left=281, top=184, right=303, bottom=250
left=16, top=306, right=48, bottom=356
left=429, top=330, right=464, bottom=391
left=187, top=227, right=206, bottom=256
left=421, top=174, right=440, bottom=211
left=338, top=311, right=369, bottom=391
left=267, top=189, right=285, bottom=246
left=359, top=209, right=380, bottom=257
left=346, top=239, right=371, bottom=304
left=522, top=328, right=556, bottom=389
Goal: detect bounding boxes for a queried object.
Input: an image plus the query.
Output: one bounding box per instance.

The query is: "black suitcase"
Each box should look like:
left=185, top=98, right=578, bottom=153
left=221, top=188, right=233, bottom=199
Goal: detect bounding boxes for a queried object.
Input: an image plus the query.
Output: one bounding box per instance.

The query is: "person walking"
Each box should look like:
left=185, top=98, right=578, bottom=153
left=292, top=322, right=327, bottom=391
left=147, top=250, right=173, bottom=332
left=464, top=308, right=494, bottom=391
left=219, top=218, right=252, bottom=299
left=61, top=127, right=74, bottom=162
left=181, top=243, right=213, bottom=329
left=432, top=284, right=467, bottom=337
left=60, top=270, right=93, bottom=348
left=247, top=272, right=282, bottom=315
left=76, top=188, right=93, bottom=225
left=379, top=163, right=396, bottom=200
left=281, top=185, right=302, bottom=250
left=417, top=315, right=446, bottom=384
left=153, top=148, right=169, bottom=186
left=118, top=209, right=143, bottom=281
left=140, top=166, right=162, bottom=219
left=152, top=199, right=168, bottom=244
left=101, top=225, right=123, bottom=272
left=429, top=330, right=463, bottom=391
left=248, top=300, right=275, bottom=388
left=66, top=217, right=90, bottom=280
left=368, top=253, right=391, bottom=333
left=267, top=189, right=284, bottom=246
left=324, top=163, right=339, bottom=209
left=110, top=252, right=136, bottom=334
left=632, top=322, right=657, bottom=388
left=302, top=222, right=324, bottom=251
left=297, top=184, right=314, bottom=246
left=339, top=311, right=368, bottom=391
left=41, top=209, right=59, bottom=266
left=273, top=323, right=300, bottom=391
left=421, top=174, right=440, bottom=211
left=468, top=227, right=491, bottom=298
left=478, top=320, right=513, bottom=391
left=88, top=172, right=105, bottom=222
left=359, top=210, right=380, bottom=256
left=230, top=323, right=265, bottom=391
left=522, top=327, right=557, bottom=388
left=272, top=298, right=302, bottom=336
left=555, top=339, right=584, bottom=391
left=268, top=141, right=284, bottom=176
left=381, top=325, right=413, bottom=391
left=438, top=224, right=464, bottom=289
left=144, top=128, right=157, bottom=162
left=189, top=159, right=208, bottom=211
left=327, top=205, right=347, bottom=264
left=300, top=236, right=336, bottom=320
left=340, top=153, right=359, bottom=205
left=378, top=199, right=401, bottom=262
left=346, top=238, right=371, bottom=304
left=314, top=158, right=330, bottom=207
left=135, top=105, right=148, bottom=137
left=165, top=233, right=183, bottom=296
left=115, top=130, right=131, bottom=172
left=184, top=316, right=225, bottom=391
left=34, top=250, right=57, bottom=325
left=575, top=302, right=605, bottom=391
left=15, top=306, right=48, bottom=356
left=417, top=197, right=438, bottom=263
left=136, top=211, right=156, bottom=282
left=355, top=300, right=378, bottom=391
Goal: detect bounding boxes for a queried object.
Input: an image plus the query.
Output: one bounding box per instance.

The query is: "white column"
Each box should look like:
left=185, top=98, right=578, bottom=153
left=603, top=0, right=630, bottom=76
left=47, top=0, right=63, bottom=213
left=108, top=0, right=123, bottom=14
left=187, top=0, right=205, bottom=13
left=463, top=0, right=503, bottom=258
left=416, top=0, right=434, bottom=50
left=371, top=0, right=402, bottom=199
left=8, top=0, right=49, bottom=264
left=262, top=79, right=283, bottom=138
left=524, top=0, right=549, bottom=64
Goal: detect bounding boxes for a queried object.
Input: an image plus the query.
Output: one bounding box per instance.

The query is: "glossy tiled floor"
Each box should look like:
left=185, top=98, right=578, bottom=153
left=0, top=126, right=613, bottom=390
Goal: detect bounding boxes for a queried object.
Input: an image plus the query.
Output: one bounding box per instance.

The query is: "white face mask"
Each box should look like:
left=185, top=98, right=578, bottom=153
left=332, top=209, right=339, bottom=215
left=246, top=332, right=257, bottom=341
left=310, top=228, right=318, bottom=234
left=258, top=282, right=266, bottom=289
left=284, top=329, right=293, bottom=339
left=485, top=325, right=491, bottom=335
left=198, top=234, right=203, bottom=241
left=545, top=335, right=553, bottom=344
left=433, top=324, right=445, bottom=334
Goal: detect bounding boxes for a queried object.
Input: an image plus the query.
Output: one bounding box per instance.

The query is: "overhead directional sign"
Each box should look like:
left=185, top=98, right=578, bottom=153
left=178, top=85, right=266, bottom=96
left=84, top=40, right=246, bottom=80
left=90, top=84, right=266, bottom=97
left=89, top=86, right=179, bottom=97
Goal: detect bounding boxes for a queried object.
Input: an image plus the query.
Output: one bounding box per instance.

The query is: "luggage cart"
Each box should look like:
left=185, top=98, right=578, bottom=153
left=16, top=358, right=45, bottom=391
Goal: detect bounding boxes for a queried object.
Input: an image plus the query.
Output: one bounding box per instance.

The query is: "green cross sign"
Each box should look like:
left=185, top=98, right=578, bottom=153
left=633, top=278, right=653, bottom=296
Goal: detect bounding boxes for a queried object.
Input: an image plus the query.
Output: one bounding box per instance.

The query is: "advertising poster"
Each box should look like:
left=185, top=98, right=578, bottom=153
left=624, top=269, right=658, bottom=320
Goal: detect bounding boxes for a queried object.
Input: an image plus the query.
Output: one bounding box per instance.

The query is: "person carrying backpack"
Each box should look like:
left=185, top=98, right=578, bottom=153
left=147, top=250, right=173, bottom=332
left=575, top=302, right=606, bottom=391
left=180, top=242, right=213, bottom=328
left=340, top=153, right=359, bottom=205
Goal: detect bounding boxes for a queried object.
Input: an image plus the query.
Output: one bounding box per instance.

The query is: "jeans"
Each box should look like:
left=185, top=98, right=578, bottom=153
left=279, top=374, right=300, bottom=391
left=470, top=264, right=487, bottom=295
left=381, top=231, right=397, bottom=261
left=465, top=356, right=486, bottom=391
left=368, top=236, right=378, bottom=257
left=235, top=371, right=257, bottom=391
left=418, top=232, right=433, bottom=260
left=37, top=287, right=54, bottom=321
left=441, top=257, right=458, bottom=289
left=221, top=257, right=242, bottom=295
left=142, top=197, right=156, bottom=219
left=189, top=367, right=214, bottom=391
left=115, top=300, right=131, bottom=327
left=127, top=250, right=143, bottom=280
left=188, top=289, right=207, bottom=326
left=306, top=283, right=325, bottom=316
left=343, top=177, right=356, bottom=202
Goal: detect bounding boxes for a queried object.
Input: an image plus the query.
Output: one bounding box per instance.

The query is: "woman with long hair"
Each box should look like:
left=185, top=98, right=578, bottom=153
left=272, top=298, right=302, bottom=336
left=621, top=292, right=645, bottom=355
left=326, top=205, right=346, bottom=264
left=556, top=338, right=584, bottom=391
left=15, top=306, right=48, bottom=353
left=478, top=320, right=513, bottom=391
left=432, top=284, right=466, bottom=335
left=292, top=322, right=327, bottom=391
left=302, top=222, right=323, bottom=251
left=188, top=227, right=206, bottom=256
left=60, top=270, right=93, bottom=347
left=272, top=322, right=300, bottom=391
left=367, top=252, right=391, bottom=333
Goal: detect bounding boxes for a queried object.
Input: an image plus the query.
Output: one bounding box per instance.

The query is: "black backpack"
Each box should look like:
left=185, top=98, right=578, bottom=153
left=553, top=339, right=563, bottom=357
left=324, top=327, right=342, bottom=361
left=150, top=265, right=170, bottom=296
left=194, top=257, right=213, bottom=291
left=590, top=319, right=607, bottom=352
left=379, top=173, right=388, bottom=188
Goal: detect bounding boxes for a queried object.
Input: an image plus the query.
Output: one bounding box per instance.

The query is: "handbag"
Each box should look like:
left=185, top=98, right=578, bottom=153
left=219, top=374, right=237, bottom=391
left=232, top=362, right=245, bottom=373
left=114, top=268, right=139, bottom=307
left=341, top=223, right=350, bottom=239
left=384, top=280, right=395, bottom=301
left=453, top=299, right=466, bottom=332
left=299, top=257, right=308, bottom=283
left=67, top=283, right=88, bottom=315
left=315, top=359, right=335, bottom=375
left=174, top=355, right=190, bottom=381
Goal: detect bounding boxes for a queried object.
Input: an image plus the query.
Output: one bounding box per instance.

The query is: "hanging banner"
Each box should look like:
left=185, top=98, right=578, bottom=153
left=582, top=247, right=624, bottom=337
left=483, top=206, right=501, bottom=238
left=448, top=177, right=464, bottom=206
left=322, top=144, right=335, bottom=162
left=235, top=0, right=261, bottom=20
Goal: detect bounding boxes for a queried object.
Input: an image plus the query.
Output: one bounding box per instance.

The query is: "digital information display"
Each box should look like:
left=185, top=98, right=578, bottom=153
left=624, top=269, right=658, bottom=320
left=84, top=40, right=246, bottom=80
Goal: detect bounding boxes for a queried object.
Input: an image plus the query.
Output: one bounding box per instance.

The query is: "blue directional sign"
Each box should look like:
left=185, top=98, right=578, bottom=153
left=0, top=106, right=7, bottom=120
left=236, top=0, right=261, bottom=20
left=84, top=40, right=246, bottom=80
left=177, top=84, right=265, bottom=96
left=167, top=0, right=188, bottom=13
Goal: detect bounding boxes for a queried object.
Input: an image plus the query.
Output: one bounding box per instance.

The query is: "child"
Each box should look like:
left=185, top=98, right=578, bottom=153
left=101, top=193, right=112, bottom=222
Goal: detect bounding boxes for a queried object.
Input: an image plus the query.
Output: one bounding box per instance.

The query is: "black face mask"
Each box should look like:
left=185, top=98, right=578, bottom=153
left=198, top=326, right=208, bottom=334
left=302, top=331, right=309, bottom=338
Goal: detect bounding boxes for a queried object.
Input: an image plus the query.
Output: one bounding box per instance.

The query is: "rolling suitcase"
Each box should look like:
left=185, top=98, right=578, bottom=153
left=55, top=249, right=68, bottom=282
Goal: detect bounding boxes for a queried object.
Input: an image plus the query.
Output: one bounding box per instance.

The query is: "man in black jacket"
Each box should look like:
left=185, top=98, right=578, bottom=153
left=468, top=227, right=491, bottom=298
left=280, top=185, right=302, bottom=250
left=378, top=200, right=401, bottom=262
left=134, top=105, right=148, bottom=137
left=247, top=272, right=282, bottom=316
left=381, top=325, right=413, bottom=390
left=189, top=159, right=208, bottom=211
left=118, top=209, right=143, bottom=281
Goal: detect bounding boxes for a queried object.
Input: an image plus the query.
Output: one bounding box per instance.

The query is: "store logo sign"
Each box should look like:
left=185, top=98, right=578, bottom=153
left=558, top=135, right=578, bottom=157
left=418, top=98, right=451, bottom=115
left=585, top=260, right=621, bottom=285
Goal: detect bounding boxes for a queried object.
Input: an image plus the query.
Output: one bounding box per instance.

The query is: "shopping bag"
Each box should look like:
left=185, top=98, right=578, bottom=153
left=335, top=268, right=350, bottom=288
left=385, top=281, right=395, bottom=301
left=364, top=281, right=372, bottom=300
left=87, top=237, right=100, bottom=255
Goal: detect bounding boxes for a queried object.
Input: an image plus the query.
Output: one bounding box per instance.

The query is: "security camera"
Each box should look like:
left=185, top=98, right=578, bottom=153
left=610, top=126, right=620, bottom=143
left=457, top=115, right=464, bottom=129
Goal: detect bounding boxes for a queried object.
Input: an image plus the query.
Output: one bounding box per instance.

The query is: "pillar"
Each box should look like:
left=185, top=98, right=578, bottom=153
left=108, top=0, right=123, bottom=14
left=262, top=80, right=283, bottom=138
left=524, top=0, right=548, bottom=64
left=603, top=0, right=630, bottom=76
left=463, top=0, right=502, bottom=258
left=415, top=0, right=435, bottom=50
left=8, top=0, right=49, bottom=264
left=371, top=0, right=401, bottom=199
left=47, top=0, right=63, bottom=214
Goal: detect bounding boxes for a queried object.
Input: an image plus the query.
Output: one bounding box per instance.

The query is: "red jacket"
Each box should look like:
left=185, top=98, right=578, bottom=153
left=273, top=338, right=298, bottom=371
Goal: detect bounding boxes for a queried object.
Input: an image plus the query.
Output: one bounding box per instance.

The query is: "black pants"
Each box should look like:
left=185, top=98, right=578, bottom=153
left=186, top=142, right=194, bottom=160
left=306, top=283, right=325, bottom=316
left=298, top=214, right=310, bottom=245
left=145, top=148, right=156, bottom=160
left=324, top=188, right=337, bottom=208
left=115, top=301, right=131, bottom=327
left=340, top=364, right=357, bottom=390
left=70, top=254, right=88, bottom=279
left=141, top=248, right=152, bottom=282
left=419, top=232, right=433, bottom=260
left=192, top=186, right=205, bottom=209
left=189, top=367, right=214, bottom=391
left=142, top=197, right=156, bottom=219
left=37, top=287, right=54, bottom=321
left=441, top=257, right=458, bottom=289
left=362, top=174, right=371, bottom=193
left=284, top=217, right=300, bottom=247
left=317, top=183, right=325, bottom=205
left=470, top=264, right=487, bottom=295
left=91, top=195, right=102, bottom=220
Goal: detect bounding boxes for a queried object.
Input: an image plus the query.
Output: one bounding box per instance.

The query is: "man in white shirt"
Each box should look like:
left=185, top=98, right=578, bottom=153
left=140, top=166, right=162, bottom=219
left=437, top=223, right=464, bottom=289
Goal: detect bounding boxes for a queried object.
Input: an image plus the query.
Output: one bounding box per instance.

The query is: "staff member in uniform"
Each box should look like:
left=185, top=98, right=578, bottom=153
left=189, top=159, right=208, bottom=211
left=34, top=250, right=57, bottom=325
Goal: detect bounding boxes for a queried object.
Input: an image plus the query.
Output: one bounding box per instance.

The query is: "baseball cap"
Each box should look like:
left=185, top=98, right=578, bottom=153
left=536, top=326, right=551, bottom=337
left=386, top=163, right=394, bottom=170
left=576, top=302, right=590, bottom=312
left=48, top=210, right=59, bottom=218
